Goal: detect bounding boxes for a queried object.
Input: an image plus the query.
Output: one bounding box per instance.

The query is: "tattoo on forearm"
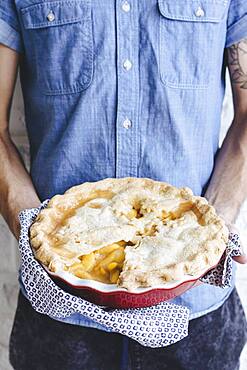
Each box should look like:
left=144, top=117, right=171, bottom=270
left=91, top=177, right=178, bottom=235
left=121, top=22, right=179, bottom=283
left=228, top=39, right=247, bottom=89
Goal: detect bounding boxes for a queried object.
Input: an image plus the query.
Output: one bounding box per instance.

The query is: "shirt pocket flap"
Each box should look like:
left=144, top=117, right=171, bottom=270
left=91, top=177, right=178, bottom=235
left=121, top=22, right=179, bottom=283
left=21, top=0, right=90, bottom=29
left=158, top=0, right=228, bottom=23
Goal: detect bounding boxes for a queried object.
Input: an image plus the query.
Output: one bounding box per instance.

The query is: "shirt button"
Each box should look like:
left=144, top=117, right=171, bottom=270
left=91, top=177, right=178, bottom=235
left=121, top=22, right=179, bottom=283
left=195, top=6, right=205, bottom=17
left=47, top=11, right=55, bottom=22
left=123, top=118, right=132, bottom=129
left=122, top=1, right=131, bottom=12
left=123, top=59, right=132, bottom=71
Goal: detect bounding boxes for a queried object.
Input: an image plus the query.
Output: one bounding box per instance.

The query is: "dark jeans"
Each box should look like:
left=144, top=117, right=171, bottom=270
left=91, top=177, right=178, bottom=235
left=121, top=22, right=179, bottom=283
left=9, top=288, right=247, bottom=370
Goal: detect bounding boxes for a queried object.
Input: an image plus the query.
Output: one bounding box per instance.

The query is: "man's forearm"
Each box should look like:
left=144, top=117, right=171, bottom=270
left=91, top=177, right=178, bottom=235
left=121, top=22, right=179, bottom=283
left=206, top=39, right=247, bottom=225
left=205, top=116, right=247, bottom=224
left=0, top=45, right=40, bottom=239
left=0, top=129, right=40, bottom=238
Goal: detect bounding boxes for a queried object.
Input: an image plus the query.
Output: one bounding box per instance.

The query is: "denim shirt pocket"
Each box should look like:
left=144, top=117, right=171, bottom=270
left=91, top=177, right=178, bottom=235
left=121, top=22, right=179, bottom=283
left=20, top=0, right=93, bottom=95
left=158, top=0, right=228, bottom=89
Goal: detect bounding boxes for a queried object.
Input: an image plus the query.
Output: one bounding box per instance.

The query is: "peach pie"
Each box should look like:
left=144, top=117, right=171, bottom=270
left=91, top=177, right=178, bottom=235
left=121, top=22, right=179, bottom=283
left=30, top=178, right=228, bottom=290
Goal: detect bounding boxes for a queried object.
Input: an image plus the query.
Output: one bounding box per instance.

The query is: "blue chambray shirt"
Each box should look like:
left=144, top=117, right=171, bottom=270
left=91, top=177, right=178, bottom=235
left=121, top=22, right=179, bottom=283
left=1, top=0, right=247, bottom=334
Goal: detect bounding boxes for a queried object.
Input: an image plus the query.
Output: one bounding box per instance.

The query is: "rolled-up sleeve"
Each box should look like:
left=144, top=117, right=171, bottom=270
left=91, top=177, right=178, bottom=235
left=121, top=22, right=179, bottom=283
left=0, top=1, right=23, bottom=53
left=226, top=0, right=247, bottom=48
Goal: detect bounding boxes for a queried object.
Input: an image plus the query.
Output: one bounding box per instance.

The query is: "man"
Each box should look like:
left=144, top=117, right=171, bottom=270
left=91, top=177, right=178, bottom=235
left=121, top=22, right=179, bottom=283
left=0, top=1, right=247, bottom=369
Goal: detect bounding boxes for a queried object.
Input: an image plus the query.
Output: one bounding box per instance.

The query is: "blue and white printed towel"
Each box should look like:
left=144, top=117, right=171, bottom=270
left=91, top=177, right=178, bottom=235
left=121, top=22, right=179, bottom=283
left=18, top=201, right=241, bottom=348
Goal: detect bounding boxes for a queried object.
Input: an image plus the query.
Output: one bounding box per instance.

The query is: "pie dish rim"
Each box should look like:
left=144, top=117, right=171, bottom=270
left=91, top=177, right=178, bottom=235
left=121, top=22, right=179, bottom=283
left=30, top=177, right=229, bottom=290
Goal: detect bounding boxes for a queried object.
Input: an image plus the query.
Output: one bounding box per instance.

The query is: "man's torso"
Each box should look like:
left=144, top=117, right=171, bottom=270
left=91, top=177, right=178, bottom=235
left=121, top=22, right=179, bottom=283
left=16, top=0, right=233, bottom=326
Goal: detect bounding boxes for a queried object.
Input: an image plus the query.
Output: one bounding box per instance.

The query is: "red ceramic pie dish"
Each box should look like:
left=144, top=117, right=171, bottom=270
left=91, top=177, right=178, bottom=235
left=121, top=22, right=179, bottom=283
left=44, top=254, right=224, bottom=309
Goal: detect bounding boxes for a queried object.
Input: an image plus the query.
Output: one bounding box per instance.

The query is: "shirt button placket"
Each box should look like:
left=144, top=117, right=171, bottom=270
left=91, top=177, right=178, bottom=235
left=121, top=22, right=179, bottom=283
left=115, top=1, right=139, bottom=178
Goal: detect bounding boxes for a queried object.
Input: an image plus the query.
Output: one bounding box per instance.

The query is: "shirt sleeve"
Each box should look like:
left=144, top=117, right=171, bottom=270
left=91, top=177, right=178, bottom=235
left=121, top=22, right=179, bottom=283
left=225, top=0, right=247, bottom=48
left=0, top=0, right=23, bottom=53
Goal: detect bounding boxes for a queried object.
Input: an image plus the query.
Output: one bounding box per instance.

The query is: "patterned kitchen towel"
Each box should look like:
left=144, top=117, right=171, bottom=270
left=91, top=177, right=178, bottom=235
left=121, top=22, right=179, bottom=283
left=200, top=232, right=241, bottom=287
left=18, top=201, right=241, bottom=348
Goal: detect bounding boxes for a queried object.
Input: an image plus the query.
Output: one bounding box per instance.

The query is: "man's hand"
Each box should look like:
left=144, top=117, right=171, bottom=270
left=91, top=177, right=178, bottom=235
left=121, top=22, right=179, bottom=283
left=223, top=222, right=247, bottom=264
left=205, top=38, right=247, bottom=265
left=5, top=205, right=21, bottom=241
left=0, top=44, right=40, bottom=240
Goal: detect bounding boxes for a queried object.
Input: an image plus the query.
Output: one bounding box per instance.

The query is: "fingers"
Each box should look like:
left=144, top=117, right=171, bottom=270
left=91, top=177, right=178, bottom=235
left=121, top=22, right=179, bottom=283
left=224, top=222, right=247, bottom=264
left=232, top=255, right=247, bottom=264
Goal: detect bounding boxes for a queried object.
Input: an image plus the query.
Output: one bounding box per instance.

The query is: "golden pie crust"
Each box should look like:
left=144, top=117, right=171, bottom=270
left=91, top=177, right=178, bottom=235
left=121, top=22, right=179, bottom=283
left=30, top=177, right=228, bottom=290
